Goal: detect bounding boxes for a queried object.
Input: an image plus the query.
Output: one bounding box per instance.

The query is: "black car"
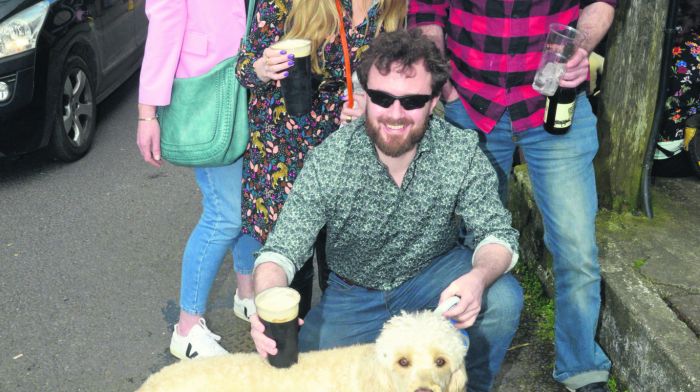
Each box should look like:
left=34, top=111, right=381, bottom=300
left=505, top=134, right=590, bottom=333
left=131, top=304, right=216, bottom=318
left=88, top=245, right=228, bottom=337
left=0, top=0, right=147, bottom=161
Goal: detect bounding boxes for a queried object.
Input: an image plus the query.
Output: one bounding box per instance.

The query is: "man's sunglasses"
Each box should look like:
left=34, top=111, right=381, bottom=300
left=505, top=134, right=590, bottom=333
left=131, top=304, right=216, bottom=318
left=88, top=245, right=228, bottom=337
left=366, top=89, right=433, bottom=111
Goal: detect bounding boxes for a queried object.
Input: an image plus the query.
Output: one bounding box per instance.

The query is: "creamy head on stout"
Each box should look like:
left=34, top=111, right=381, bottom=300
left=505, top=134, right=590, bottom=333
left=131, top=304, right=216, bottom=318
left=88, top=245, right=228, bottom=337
left=271, top=39, right=311, bottom=57
left=255, top=287, right=300, bottom=323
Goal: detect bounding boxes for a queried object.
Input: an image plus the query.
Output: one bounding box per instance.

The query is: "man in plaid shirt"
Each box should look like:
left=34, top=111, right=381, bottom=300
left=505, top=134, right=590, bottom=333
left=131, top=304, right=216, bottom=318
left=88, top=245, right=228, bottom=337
left=409, top=1, right=616, bottom=391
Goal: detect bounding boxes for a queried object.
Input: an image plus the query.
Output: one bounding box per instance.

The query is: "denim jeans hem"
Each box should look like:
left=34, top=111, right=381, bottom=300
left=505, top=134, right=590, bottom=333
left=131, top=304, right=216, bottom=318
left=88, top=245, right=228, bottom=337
left=178, top=305, right=204, bottom=316
left=559, top=370, right=610, bottom=389
left=233, top=234, right=262, bottom=274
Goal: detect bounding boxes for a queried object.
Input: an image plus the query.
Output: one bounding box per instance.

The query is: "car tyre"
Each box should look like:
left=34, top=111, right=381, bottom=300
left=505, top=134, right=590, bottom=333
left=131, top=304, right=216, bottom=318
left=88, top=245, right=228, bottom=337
left=49, top=54, right=97, bottom=162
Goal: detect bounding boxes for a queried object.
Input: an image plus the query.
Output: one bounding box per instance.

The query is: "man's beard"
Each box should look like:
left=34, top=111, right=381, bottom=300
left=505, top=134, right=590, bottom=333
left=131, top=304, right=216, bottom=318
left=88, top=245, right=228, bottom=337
left=366, top=116, right=429, bottom=158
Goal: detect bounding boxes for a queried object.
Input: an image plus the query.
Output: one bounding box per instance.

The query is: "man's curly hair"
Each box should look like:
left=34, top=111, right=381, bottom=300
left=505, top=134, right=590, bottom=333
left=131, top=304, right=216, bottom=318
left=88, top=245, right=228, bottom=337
left=357, top=29, right=450, bottom=97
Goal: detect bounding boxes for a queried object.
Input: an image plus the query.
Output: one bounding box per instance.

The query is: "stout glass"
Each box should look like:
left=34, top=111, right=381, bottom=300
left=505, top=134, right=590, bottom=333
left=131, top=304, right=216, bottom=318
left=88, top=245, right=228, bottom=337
left=255, top=287, right=300, bottom=368
left=271, top=39, right=313, bottom=116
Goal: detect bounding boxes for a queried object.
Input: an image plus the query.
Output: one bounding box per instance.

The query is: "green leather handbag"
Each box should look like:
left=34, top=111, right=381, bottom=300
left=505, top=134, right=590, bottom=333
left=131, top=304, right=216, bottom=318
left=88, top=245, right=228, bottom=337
left=158, top=1, right=254, bottom=167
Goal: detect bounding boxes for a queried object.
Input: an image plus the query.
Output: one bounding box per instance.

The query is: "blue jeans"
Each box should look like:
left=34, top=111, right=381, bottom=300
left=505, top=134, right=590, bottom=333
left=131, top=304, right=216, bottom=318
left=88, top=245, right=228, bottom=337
left=180, top=159, right=258, bottom=315
left=299, top=246, right=523, bottom=392
left=443, top=95, right=611, bottom=389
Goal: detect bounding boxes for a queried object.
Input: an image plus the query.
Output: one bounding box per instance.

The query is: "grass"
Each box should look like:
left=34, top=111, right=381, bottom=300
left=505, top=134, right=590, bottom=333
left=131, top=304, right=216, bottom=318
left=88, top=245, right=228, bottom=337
left=632, top=258, right=647, bottom=269
left=514, top=262, right=555, bottom=342
left=608, top=375, right=631, bottom=392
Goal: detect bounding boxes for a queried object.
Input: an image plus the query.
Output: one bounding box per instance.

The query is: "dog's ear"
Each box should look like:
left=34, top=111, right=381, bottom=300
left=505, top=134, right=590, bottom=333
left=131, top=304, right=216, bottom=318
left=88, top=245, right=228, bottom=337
left=447, top=364, right=468, bottom=392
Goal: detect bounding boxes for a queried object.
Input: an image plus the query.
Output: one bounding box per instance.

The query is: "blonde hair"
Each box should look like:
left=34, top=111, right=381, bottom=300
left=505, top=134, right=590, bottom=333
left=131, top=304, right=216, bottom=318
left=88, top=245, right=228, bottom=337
left=283, top=0, right=406, bottom=74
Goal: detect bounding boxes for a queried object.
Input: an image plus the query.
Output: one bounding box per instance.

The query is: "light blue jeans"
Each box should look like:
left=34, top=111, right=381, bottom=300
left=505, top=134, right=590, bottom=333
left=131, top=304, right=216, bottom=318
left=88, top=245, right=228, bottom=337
left=299, top=246, right=523, bottom=392
left=443, top=94, right=611, bottom=389
left=180, top=159, right=259, bottom=315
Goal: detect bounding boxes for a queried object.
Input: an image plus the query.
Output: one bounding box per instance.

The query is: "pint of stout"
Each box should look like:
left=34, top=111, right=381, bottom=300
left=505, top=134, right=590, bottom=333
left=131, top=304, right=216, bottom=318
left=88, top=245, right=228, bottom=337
left=255, top=287, right=301, bottom=368
left=271, top=39, right=313, bottom=116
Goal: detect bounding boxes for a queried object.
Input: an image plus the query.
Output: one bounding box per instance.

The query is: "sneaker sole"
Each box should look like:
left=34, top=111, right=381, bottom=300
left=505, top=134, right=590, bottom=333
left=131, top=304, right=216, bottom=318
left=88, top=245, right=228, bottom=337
left=169, top=344, right=188, bottom=360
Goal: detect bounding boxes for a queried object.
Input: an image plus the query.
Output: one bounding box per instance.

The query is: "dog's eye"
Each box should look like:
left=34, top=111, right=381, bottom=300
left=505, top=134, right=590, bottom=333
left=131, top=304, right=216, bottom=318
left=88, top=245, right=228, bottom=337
left=435, top=357, right=446, bottom=367
left=398, top=357, right=410, bottom=367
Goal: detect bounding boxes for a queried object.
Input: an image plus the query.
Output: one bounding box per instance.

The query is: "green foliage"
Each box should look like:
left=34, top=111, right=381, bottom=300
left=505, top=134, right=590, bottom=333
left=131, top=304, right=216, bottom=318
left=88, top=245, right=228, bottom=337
left=633, top=258, right=647, bottom=269
left=608, top=375, right=630, bottom=392
left=514, top=262, right=555, bottom=342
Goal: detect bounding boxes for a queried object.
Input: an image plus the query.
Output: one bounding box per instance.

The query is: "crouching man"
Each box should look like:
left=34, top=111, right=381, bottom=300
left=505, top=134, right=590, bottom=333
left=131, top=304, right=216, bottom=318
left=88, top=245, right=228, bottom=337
left=250, top=29, right=523, bottom=392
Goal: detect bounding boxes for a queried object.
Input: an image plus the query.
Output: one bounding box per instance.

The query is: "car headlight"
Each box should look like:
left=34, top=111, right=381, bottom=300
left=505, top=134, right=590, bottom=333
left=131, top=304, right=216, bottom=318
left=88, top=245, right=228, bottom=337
left=0, top=1, right=50, bottom=59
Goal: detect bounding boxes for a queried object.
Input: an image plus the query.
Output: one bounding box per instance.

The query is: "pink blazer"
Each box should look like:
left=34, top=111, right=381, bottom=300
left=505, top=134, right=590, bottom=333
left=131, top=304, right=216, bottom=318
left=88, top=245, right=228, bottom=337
left=138, top=0, right=247, bottom=106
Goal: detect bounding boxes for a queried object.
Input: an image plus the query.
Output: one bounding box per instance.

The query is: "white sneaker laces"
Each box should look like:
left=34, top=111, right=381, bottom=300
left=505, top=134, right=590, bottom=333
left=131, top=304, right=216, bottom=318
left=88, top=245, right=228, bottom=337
left=197, top=319, right=222, bottom=342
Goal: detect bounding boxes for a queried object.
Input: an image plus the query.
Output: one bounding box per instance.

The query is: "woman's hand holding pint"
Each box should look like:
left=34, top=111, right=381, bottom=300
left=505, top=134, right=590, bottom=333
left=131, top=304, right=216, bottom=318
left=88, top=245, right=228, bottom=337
left=254, top=47, right=295, bottom=83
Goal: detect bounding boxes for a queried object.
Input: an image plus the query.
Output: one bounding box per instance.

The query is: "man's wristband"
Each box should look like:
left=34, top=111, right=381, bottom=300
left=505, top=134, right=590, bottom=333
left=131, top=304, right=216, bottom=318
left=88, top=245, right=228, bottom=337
left=138, top=114, right=158, bottom=121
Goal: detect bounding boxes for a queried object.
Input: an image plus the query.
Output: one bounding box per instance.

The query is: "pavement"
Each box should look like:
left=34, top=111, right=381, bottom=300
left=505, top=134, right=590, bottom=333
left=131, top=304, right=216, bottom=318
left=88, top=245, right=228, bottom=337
left=509, top=168, right=700, bottom=392
left=597, top=176, right=700, bottom=391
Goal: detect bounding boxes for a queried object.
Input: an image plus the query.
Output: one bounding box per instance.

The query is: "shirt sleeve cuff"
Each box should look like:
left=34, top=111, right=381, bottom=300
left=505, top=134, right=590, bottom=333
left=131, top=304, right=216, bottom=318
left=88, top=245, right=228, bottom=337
left=253, top=251, right=297, bottom=284
left=472, top=235, right=519, bottom=273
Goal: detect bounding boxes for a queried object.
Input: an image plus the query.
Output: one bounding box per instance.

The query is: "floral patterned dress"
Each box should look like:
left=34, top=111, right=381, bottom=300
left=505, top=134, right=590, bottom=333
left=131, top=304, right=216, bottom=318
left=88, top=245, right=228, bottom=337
left=236, top=0, right=382, bottom=242
left=659, top=31, right=700, bottom=146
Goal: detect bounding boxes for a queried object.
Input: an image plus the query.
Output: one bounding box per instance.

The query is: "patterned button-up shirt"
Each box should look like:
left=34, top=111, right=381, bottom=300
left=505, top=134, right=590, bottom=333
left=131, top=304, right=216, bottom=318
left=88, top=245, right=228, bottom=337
left=408, top=0, right=618, bottom=133
left=255, top=117, right=519, bottom=290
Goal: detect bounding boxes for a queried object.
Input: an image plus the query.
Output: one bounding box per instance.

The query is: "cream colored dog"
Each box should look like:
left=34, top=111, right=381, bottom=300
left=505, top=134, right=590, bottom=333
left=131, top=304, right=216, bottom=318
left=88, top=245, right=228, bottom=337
left=137, top=311, right=468, bottom=392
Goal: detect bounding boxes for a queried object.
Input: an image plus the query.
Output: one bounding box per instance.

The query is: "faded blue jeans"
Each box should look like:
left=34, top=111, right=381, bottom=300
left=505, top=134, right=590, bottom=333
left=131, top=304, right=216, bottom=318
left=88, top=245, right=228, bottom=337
left=299, top=245, right=523, bottom=392
left=443, top=94, right=611, bottom=389
left=180, top=159, right=258, bottom=315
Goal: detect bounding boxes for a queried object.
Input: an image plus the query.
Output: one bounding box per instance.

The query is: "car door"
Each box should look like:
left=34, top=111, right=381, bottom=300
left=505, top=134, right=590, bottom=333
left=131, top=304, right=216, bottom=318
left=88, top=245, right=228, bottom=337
left=93, top=0, right=135, bottom=85
left=129, top=0, right=148, bottom=48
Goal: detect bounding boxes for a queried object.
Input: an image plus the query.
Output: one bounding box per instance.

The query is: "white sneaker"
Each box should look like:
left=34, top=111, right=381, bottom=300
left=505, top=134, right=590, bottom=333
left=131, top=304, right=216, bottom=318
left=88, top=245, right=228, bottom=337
left=169, top=318, right=228, bottom=360
left=233, top=290, right=256, bottom=322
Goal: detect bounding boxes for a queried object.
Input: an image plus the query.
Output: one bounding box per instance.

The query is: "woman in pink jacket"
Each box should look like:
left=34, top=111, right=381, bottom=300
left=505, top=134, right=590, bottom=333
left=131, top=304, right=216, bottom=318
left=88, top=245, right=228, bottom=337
left=135, top=0, right=256, bottom=360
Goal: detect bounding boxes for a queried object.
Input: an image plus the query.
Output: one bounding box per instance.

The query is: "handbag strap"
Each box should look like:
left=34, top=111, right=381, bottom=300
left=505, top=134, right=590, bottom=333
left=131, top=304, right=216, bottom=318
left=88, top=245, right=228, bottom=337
left=335, top=0, right=354, bottom=109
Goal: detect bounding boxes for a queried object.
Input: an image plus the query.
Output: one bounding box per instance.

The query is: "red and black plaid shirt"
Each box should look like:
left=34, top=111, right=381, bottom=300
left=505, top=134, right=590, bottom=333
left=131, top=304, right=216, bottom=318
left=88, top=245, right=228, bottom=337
left=408, top=0, right=617, bottom=132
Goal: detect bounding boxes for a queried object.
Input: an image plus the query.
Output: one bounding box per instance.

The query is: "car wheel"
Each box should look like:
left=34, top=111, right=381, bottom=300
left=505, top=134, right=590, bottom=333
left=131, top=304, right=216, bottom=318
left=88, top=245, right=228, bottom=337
left=49, top=55, right=96, bottom=162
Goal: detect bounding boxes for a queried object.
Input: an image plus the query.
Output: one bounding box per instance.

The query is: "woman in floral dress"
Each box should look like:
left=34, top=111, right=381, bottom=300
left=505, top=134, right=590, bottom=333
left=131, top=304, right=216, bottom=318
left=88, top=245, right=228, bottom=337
left=235, top=0, right=406, bottom=313
left=653, top=0, right=699, bottom=177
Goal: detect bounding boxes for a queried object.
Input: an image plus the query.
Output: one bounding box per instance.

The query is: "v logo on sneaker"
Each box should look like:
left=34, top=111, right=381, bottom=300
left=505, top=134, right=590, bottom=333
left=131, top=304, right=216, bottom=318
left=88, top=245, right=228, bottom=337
left=185, top=343, right=198, bottom=359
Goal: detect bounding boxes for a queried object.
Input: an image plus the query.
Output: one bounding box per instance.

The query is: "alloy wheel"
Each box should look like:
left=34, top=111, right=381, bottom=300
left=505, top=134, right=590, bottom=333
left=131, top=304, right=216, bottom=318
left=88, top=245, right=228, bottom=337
left=61, top=68, right=94, bottom=148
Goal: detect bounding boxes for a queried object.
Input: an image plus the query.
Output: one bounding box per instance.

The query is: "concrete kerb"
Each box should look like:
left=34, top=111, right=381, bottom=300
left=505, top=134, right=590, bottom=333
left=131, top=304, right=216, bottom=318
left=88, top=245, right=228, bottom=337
left=599, top=245, right=700, bottom=391
left=508, top=165, right=700, bottom=391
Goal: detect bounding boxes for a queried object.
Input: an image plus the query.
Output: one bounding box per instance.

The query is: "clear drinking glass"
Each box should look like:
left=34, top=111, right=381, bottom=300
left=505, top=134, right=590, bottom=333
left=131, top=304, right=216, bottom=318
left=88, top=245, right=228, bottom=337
left=532, top=23, right=587, bottom=96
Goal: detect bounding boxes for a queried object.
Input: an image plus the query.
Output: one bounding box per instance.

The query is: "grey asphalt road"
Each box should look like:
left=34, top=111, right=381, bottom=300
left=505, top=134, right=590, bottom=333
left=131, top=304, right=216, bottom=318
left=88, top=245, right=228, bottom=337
left=0, top=73, right=561, bottom=392
left=0, top=73, right=256, bottom=392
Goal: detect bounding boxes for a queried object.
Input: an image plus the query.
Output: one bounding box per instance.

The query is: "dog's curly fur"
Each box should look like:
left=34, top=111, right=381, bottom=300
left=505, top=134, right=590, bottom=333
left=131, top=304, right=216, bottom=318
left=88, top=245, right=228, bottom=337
left=137, top=311, right=468, bottom=392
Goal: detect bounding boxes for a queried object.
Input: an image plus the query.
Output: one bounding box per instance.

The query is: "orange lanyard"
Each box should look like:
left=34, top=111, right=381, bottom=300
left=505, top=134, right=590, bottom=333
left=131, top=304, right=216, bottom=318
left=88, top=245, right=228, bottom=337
left=335, top=0, right=354, bottom=109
